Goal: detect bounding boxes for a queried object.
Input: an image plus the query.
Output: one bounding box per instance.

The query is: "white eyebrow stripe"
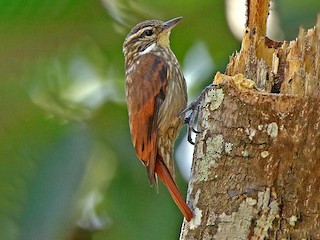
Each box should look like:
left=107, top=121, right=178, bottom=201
left=139, top=43, right=156, bottom=55
left=125, top=27, right=153, bottom=43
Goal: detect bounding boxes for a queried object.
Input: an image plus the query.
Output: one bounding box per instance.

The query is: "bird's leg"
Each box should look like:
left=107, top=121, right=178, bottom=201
left=180, top=83, right=217, bottom=145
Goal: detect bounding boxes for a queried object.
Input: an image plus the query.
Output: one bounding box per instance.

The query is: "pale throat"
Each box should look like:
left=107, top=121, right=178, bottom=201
left=158, top=32, right=171, bottom=48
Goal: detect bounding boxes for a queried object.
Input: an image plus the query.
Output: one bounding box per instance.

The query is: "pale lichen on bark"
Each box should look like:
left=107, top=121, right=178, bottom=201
left=180, top=1, right=320, bottom=239
left=181, top=72, right=320, bottom=239
left=191, top=87, right=225, bottom=183
left=266, top=122, right=278, bottom=138
left=253, top=188, right=280, bottom=239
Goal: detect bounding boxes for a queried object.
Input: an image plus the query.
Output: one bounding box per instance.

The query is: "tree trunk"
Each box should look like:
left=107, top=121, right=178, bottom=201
left=180, top=0, right=320, bottom=239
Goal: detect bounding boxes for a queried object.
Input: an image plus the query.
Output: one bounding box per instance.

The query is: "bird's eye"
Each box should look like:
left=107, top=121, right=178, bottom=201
left=144, top=29, right=153, bottom=36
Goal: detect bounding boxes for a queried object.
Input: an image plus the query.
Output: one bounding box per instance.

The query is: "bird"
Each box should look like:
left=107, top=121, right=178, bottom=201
left=123, top=16, right=193, bottom=221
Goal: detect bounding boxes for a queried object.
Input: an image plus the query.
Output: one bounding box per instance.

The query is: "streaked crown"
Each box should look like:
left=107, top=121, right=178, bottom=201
left=123, top=17, right=182, bottom=66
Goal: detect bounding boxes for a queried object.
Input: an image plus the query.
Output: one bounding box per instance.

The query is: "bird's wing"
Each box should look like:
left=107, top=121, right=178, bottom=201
left=126, top=53, right=168, bottom=183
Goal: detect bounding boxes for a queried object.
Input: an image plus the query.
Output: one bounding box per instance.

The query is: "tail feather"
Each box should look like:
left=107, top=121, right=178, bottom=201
left=155, top=160, right=193, bottom=221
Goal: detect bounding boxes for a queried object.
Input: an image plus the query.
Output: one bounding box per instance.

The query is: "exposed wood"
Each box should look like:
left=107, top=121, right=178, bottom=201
left=227, top=7, right=320, bottom=96
left=180, top=0, right=320, bottom=239
left=246, top=0, right=270, bottom=37
left=181, top=74, right=320, bottom=239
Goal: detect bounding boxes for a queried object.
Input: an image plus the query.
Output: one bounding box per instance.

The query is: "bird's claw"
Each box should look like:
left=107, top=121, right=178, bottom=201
left=184, top=110, right=200, bottom=145
left=180, top=83, right=217, bottom=145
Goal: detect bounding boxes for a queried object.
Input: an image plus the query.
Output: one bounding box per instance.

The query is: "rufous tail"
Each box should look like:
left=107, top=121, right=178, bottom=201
left=155, top=160, right=193, bottom=221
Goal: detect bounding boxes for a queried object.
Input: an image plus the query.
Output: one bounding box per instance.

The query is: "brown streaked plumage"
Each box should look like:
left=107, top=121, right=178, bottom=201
left=123, top=17, right=193, bottom=221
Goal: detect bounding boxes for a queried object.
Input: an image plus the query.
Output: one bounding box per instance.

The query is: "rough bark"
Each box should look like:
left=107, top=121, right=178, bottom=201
left=180, top=0, right=320, bottom=239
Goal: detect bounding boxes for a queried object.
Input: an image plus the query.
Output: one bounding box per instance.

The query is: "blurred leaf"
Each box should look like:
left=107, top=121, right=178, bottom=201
left=19, top=126, right=91, bottom=240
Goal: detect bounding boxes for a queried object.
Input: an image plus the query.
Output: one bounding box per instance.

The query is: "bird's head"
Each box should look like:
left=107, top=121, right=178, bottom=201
left=123, top=17, right=182, bottom=58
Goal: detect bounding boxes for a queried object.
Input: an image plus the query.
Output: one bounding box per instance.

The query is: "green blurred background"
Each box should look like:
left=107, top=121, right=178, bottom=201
left=0, top=0, right=319, bottom=239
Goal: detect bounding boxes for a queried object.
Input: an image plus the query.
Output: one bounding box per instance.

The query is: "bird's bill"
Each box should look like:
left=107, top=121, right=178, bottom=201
left=163, top=16, right=183, bottom=31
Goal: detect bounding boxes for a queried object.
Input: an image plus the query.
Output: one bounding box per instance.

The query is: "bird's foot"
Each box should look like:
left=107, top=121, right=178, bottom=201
left=180, top=83, right=217, bottom=145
